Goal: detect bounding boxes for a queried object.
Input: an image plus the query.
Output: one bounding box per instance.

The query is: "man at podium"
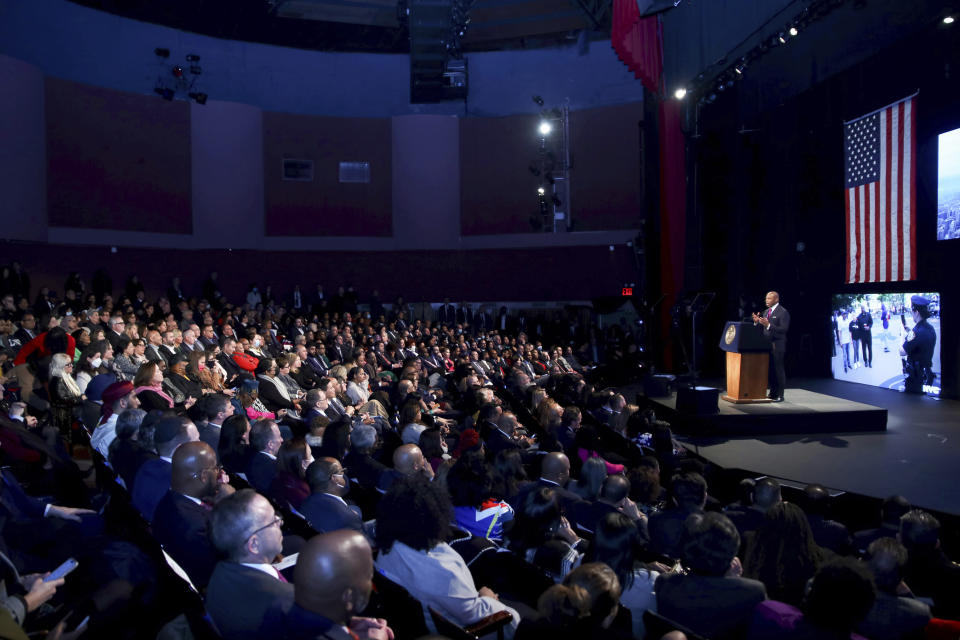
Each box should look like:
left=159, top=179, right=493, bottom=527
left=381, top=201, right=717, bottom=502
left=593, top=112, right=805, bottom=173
left=752, top=291, right=790, bottom=402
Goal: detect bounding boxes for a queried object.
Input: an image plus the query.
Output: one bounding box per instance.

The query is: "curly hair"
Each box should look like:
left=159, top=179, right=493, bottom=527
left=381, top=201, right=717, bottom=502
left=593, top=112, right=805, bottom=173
left=376, top=475, right=452, bottom=552
left=742, top=502, right=822, bottom=606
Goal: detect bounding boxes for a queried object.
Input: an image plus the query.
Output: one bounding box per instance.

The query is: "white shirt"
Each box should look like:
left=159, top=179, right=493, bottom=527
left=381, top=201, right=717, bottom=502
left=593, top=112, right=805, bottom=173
left=90, top=413, right=119, bottom=457
left=376, top=542, right=519, bottom=635
left=240, top=562, right=282, bottom=579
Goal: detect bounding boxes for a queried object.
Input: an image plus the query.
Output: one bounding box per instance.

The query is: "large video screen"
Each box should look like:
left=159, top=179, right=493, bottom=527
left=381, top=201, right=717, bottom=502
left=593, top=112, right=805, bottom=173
left=938, top=127, right=960, bottom=240
left=831, top=293, right=941, bottom=395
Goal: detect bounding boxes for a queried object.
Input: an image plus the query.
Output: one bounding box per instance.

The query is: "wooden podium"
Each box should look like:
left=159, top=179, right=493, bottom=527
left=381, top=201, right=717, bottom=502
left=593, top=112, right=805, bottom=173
left=718, top=321, right=773, bottom=404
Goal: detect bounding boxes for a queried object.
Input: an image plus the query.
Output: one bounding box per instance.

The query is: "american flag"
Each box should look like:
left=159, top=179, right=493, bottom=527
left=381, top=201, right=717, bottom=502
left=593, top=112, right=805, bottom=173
left=844, top=95, right=916, bottom=283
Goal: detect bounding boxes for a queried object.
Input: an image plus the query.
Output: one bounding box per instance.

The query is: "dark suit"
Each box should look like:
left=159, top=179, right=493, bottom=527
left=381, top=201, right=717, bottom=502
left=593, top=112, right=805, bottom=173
left=762, top=304, right=790, bottom=399
left=655, top=572, right=767, bottom=640
left=199, top=423, right=223, bottom=456
left=648, top=506, right=703, bottom=559
left=436, top=304, right=456, bottom=325
left=484, top=428, right=520, bottom=459
left=151, top=491, right=217, bottom=589
left=343, top=451, right=387, bottom=489
left=299, top=492, right=363, bottom=534
left=109, top=440, right=157, bottom=490
left=510, top=478, right=583, bottom=513
left=131, top=457, right=172, bottom=522
left=145, top=344, right=165, bottom=364
left=246, top=451, right=278, bottom=495
left=205, top=561, right=294, bottom=640
left=857, top=590, right=931, bottom=640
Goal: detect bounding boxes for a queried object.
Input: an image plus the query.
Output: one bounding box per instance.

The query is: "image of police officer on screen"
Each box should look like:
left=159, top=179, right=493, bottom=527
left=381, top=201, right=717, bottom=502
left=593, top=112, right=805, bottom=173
left=900, top=295, right=936, bottom=394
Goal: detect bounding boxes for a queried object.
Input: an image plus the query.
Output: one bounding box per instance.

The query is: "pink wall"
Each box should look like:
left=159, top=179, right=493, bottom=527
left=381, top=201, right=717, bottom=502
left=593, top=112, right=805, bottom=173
left=45, top=77, right=192, bottom=233
left=263, top=111, right=393, bottom=237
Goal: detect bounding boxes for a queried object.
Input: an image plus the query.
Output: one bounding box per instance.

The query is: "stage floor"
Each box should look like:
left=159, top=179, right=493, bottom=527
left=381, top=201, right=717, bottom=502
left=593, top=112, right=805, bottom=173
left=634, top=378, right=960, bottom=515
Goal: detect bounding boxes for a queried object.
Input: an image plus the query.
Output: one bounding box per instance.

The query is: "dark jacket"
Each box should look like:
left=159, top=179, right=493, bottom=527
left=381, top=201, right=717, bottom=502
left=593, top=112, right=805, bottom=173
left=151, top=491, right=217, bottom=589
left=206, top=561, right=294, bottom=640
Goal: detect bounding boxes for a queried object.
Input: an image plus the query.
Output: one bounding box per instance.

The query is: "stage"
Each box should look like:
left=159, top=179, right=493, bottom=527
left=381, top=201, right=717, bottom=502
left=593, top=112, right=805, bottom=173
left=635, top=378, right=960, bottom=515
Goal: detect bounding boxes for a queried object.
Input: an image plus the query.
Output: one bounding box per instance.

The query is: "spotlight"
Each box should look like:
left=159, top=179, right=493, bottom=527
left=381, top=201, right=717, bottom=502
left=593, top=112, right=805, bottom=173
left=734, top=64, right=743, bottom=75
left=789, top=26, right=798, bottom=36
left=172, top=65, right=184, bottom=78
left=188, top=92, right=208, bottom=105
left=532, top=95, right=544, bottom=107
left=154, top=47, right=170, bottom=58
left=539, top=121, right=552, bottom=135
left=778, top=32, right=786, bottom=44
left=674, top=88, right=687, bottom=99
left=537, top=187, right=545, bottom=195
left=945, top=15, right=955, bottom=24
left=186, top=54, right=201, bottom=62
left=154, top=87, right=175, bottom=101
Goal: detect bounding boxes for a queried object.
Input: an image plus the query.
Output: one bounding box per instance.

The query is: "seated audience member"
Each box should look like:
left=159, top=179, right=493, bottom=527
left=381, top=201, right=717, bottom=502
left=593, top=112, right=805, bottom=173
left=655, top=512, right=767, bottom=640
left=507, top=487, right=585, bottom=580
left=576, top=474, right=647, bottom=537
left=218, top=414, right=252, bottom=476
left=899, top=509, right=960, bottom=619
left=648, top=472, right=708, bottom=559
left=343, top=423, right=386, bottom=490
left=269, top=530, right=393, bottom=640
left=585, top=512, right=658, bottom=639
left=257, top=358, right=300, bottom=417
left=199, top=393, right=235, bottom=454
left=490, top=449, right=530, bottom=507
left=134, top=361, right=178, bottom=411
left=245, top=419, right=283, bottom=495
left=90, top=380, right=140, bottom=457
left=375, top=476, right=520, bottom=636
left=313, top=418, right=351, bottom=462
left=515, top=583, right=590, bottom=640
left=239, top=380, right=281, bottom=423
left=509, top=452, right=582, bottom=512
left=724, top=477, right=781, bottom=540
left=152, top=441, right=234, bottom=590
left=107, top=407, right=153, bottom=489
left=206, top=489, right=294, bottom=640
left=800, top=484, right=852, bottom=555
left=571, top=457, right=607, bottom=503
left=377, top=444, right=434, bottom=493
left=132, top=416, right=200, bottom=521
left=47, top=352, right=82, bottom=437
left=417, top=427, right=447, bottom=474
left=748, top=557, right=876, bottom=640
left=300, top=458, right=363, bottom=534
left=269, top=438, right=314, bottom=510
left=743, top=502, right=826, bottom=607
left=563, top=562, right=632, bottom=640
left=302, top=389, right=329, bottom=425
left=852, top=495, right=911, bottom=555
left=628, top=463, right=665, bottom=516
left=305, top=414, right=328, bottom=453
left=857, top=538, right=931, bottom=640
left=164, top=352, right=203, bottom=407
left=447, top=451, right=514, bottom=541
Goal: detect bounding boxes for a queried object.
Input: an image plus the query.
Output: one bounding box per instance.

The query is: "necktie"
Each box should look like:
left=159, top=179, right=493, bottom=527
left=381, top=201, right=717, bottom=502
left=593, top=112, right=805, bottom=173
left=766, top=308, right=772, bottom=319
left=275, top=567, right=289, bottom=583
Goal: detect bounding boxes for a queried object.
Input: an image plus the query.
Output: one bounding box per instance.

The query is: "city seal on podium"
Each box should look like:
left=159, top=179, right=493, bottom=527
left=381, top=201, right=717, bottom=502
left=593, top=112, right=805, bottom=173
left=724, top=323, right=737, bottom=345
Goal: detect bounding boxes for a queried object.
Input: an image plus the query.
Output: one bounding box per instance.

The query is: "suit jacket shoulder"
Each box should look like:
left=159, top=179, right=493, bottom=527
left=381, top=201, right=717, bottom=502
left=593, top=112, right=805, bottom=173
left=206, top=562, right=294, bottom=640
left=300, top=493, right=362, bottom=534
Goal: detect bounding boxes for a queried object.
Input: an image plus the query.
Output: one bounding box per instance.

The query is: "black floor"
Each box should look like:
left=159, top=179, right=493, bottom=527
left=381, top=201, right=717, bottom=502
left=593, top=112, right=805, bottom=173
left=635, top=378, right=960, bottom=515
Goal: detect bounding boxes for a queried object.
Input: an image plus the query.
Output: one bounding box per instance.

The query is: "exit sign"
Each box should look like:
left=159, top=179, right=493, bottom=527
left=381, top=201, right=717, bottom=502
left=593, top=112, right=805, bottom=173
left=622, top=287, right=633, bottom=296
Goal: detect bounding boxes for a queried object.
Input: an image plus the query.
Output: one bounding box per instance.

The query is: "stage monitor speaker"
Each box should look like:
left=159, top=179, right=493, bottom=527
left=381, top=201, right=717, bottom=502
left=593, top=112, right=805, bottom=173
left=676, top=386, right=719, bottom=415
left=644, top=374, right=676, bottom=398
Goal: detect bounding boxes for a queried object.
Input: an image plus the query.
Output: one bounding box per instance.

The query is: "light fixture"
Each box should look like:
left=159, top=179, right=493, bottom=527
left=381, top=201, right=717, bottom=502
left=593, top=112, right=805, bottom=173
left=778, top=32, right=786, bottom=44
left=674, top=87, right=687, bottom=99
left=789, top=26, right=798, bottom=36
left=537, top=187, right=545, bottom=195
left=172, top=65, right=184, bottom=78
left=539, top=121, right=552, bottom=135
left=734, top=65, right=743, bottom=75
left=945, top=15, right=955, bottom=24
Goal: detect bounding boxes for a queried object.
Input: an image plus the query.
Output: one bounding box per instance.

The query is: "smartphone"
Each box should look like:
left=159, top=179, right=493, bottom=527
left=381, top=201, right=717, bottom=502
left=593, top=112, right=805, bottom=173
left=44, top=558, right=79, bottom=582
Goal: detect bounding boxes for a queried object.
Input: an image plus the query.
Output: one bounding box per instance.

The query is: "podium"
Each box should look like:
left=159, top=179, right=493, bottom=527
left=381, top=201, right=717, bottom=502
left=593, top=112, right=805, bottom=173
left=718, top=321, right=772, bottom=403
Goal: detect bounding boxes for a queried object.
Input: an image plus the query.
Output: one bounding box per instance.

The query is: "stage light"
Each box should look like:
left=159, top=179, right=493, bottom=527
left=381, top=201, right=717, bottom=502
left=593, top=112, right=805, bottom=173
left=537, top=187, right=545, bottom=195
left=539, top=121, right=552, bottom=135
left=734, top=65, right=743, bottom=75
left=945, top=15, right=955, bottom=24
left=172, top=65, right=184, bottom=78
left=778, top=32, right=786, bottom=44
left=789, top=26, right=798, bottom=36
left=674, top=87, right=687, bottom=99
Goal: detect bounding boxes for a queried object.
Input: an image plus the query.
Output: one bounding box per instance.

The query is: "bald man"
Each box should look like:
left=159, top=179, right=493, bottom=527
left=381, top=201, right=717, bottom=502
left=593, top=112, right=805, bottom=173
left=509, top=452, right=582, bottom=511
left=271, top=531, right=393, bottom=640
left=377, top=444, right=434, bottom=493
left=752, top=291, right=790, bottom=401
left=152, top=441, right=234, bottom=589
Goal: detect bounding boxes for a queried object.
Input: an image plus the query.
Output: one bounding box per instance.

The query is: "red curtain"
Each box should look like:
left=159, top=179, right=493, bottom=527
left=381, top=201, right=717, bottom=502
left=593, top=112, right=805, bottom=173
left=611, top=0, right=663, bottom=93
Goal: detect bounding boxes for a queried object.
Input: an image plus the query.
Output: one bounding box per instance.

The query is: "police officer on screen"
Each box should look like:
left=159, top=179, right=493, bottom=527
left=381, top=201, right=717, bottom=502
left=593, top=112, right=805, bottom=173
left=900, top=295, right=936, bottom=394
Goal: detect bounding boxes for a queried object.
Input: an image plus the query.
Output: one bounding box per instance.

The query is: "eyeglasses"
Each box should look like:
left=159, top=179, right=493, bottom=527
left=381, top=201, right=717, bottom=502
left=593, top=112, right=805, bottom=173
left=245, top=515, right=283, bottom=541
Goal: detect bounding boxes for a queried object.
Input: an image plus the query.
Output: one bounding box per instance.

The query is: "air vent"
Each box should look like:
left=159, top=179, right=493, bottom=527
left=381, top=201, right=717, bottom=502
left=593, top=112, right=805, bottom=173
left=282, top=158, right=313, bottom=181
left=339, top=161, right=371, bottom=183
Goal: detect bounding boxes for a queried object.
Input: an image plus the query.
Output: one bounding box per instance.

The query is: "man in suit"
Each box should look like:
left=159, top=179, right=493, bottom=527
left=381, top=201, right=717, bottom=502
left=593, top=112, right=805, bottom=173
left=207, top=489, right=294, bottom=640
left=655, top=512, right=767, bottom=640
left=269, top=530, right=392, bottom=640
left=159, top=330, right=179, bottom=366
left=342, top=424, right=386, bottom=490
left=12, top=312, right=37, bottom=347
left=144, top=330, right=165, bottom=364
left=245, top=419, right=283, bottom=495
left=436, top=298, right=456, bottom=326
left=106, top=315, right=126, bottom=352
left=218, top=338, right=246, bottom=387
left=648, top=472, right=708, bottom=559
left=132, top=417, right=200, bottom=522
left=509, top=452, right=582, bottom=512
left=857, top=538, right=931, bottom=640
left=199, top=394, right=235, bottom=455
left=300, top=458, right=364, bottom=534
left=724, top=476, right=781, bottom=543
left=853, top=495, right=910, bottom=555
left=152, top=441, right=234, bottom=590
left=752, top=290, right=790, bottom=402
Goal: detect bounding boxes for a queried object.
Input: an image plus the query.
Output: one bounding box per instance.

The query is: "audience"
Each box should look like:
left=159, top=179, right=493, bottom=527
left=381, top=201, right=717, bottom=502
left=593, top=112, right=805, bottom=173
left=300, top=457, right=364, bottom=534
